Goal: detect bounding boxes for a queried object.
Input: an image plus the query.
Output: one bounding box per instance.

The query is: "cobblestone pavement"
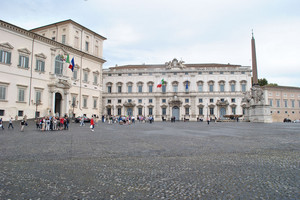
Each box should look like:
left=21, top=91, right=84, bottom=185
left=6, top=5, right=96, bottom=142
left=0, top=121, right=299, bottom=199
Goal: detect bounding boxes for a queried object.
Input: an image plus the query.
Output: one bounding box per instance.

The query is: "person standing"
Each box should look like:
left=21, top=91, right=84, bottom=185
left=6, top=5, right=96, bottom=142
left=8, top=117, right=14, bottom=129
left=207, top=116, right=210, bottom=125
left=90, top=117, right=95, bottom=132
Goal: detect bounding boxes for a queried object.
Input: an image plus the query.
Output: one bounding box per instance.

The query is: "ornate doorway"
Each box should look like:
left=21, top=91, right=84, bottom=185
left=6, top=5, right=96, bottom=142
left=127, top=108, right=133, bottom=116
left=54, top=92, right=62, bottom=116
left=172, top=106, right=180, bottom=121
left=220, top=107, right=226, bottom=119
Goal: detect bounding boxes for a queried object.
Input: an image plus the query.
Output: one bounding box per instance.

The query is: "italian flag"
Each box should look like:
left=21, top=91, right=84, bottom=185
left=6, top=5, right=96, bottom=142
left=157, top=79, right=165, bottom=88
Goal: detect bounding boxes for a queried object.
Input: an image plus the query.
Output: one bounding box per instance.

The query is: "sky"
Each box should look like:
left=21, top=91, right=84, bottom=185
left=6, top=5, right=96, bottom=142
left=1, top=0, right=300, bottom=87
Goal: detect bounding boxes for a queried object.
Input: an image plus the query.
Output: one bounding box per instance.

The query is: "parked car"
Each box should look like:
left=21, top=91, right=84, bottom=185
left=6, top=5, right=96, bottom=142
left=75, top=116, right=90, bottom=123
left=293, top=119, right=300, bottom=123
left=283, top=118, right=292, bottom=123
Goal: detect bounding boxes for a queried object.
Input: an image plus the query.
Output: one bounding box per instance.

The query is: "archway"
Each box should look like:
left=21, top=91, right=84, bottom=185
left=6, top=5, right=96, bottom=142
left=54, top=92, right=62, bottom=116
left=172, top=106, right=180, bottom=121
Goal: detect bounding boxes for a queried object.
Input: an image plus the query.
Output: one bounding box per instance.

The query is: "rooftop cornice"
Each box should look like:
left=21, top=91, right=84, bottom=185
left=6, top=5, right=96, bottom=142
left=0, top=20, right=106, bottom=64
left=29, top=19, right=107, bottom=40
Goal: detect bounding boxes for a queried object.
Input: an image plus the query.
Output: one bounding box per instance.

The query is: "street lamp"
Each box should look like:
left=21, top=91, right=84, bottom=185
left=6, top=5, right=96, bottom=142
left=32, top=100, right=41, bottom=119
left=70, top=101, right=78, bottom=119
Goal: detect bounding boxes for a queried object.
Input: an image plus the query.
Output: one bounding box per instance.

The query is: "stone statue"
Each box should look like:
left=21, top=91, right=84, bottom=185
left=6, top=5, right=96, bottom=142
left=165, top=58, right=186, bottom=69
left=251, top=86, right=264, bottom=105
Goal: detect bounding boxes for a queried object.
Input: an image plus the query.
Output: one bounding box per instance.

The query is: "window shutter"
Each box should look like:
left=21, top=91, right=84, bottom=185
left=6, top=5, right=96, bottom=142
left=0, top=50, right=2, bottom=62
left=41, top=61, right=45, bottom=72
left=19, top=55, right=21, bottom=66
left=25, top=57, right=29, bottom=68
left=36, top=60, right=39, bottom=70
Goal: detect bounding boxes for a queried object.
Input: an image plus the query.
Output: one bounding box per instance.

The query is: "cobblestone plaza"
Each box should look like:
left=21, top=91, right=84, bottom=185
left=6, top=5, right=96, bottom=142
left=0, top=121, right=299, bottom=199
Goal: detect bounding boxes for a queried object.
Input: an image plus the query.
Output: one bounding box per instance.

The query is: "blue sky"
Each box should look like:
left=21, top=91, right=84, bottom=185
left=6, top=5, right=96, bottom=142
left=1, top=0, right=300, bottom=87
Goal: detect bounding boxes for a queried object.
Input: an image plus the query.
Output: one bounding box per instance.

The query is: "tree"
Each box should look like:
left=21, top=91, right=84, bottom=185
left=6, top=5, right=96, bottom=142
left=258, top=78, right=268, bottom=86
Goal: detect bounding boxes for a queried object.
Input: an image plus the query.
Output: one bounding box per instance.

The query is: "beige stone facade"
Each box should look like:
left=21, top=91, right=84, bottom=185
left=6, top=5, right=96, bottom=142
left=263, top=85, right=300, bottom=122
left=0, top=20, right=106, bottom=121
left=102, top=59, right=252, bottom=121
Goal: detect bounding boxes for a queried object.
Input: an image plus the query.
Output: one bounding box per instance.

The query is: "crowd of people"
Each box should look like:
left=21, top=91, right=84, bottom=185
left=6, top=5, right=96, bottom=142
left=101, top=115, right=154, bottom=125
left=35, top=116, right=70, bottom=131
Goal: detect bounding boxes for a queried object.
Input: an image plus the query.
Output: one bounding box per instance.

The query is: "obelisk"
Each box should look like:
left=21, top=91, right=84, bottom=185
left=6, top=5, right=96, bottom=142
left=251, top=31, right=258, bottom=86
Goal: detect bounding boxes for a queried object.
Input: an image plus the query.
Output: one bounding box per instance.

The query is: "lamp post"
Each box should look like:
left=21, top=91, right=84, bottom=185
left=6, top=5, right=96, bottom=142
left=32, top=100, right=41, bottom=119
left=144, top=103, right=146, bottom=117
left=69, top=100, right=78, bottom=119
left=207, top=103, right=209, bottom=122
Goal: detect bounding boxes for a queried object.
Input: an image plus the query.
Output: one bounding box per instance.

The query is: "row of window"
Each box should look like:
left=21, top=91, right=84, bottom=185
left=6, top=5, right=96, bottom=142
left=46, top=31, right=100, bottom=56
left=71, top=96, right=98, bottom=109
left=0, top=109, right=28, bottom=117
left=270, top=110, right=299, bottom=114
left=269, top=92, right=300, bottom=98
left=269, top=99, right=300, bottom=108
left=107, top=82, right=247, bottom=93
left=0, top=49, right=100, bottom=85
left=106, top=106, right=239, bottom=117
left=106, top=98, right=237, bottom=104
left=107, top=71, right=246, bottom=77
left=0, top=85, right=42, bottom=103
left=0, top=85, right=98, bottom=110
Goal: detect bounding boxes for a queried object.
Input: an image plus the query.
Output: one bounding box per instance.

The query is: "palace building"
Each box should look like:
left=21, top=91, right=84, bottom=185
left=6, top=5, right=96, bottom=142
left=102, top=59, right=252, bottom=121
left=2, top=20, right=299, bottom=122
left=263, top=85, right=300, bottom=122
left=0, top=20, right=106, bottom=120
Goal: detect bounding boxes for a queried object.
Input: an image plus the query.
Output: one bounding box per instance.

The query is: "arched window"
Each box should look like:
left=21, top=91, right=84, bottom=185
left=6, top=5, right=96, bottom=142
left=127, top=82, right=133, bottom=93
left=219, top=81, right=225, bottom=92
left=172, top=81, right=178, bottom=92
left=229, top=80, right=236, bottom=92
left=197, top=81, right=203, bottom=92
left=208, top=81, right=214, bottom=92
left=55, top=55, right=64, bottom=75
left=137, top=82, right=144, bottom=93
left=240, top=80, right=247, bottom=92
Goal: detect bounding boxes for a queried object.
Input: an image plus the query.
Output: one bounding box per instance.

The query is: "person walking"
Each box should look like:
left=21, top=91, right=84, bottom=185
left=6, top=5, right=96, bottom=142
left=20, top=118, right=26, bottom=132
left=90, top=117, right=95, bottom=132
left=0, top=118, right=4, bottom=130
left=8, top=117, right=14, bottom=129
left=207, top=116, right=210, bottom=125
left=80, top=116, right=85, bottom=126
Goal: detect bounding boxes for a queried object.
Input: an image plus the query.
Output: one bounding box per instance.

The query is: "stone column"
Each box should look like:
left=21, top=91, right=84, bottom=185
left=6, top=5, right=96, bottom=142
left=52, top=92, right=56, bottom=116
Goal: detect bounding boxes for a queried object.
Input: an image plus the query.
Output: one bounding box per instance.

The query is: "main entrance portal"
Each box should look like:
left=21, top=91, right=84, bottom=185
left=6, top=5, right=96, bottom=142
left=127, top=108, right=133, bottom=116
left=54, top=92, right=62, bottom=116
left=220, top=107, right=226, bottom=119
left=172, top=106, right=180, bottom=121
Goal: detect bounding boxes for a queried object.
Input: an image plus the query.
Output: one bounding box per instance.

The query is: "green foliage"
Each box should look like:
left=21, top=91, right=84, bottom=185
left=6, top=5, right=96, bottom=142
left=258, top=78, right=268, bottom=86
left=267, top=83, right=278, bottom=86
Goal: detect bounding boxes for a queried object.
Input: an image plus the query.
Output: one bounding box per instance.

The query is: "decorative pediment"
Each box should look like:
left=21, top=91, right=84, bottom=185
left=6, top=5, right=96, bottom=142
left=35, top=53, right=47, bottom=59
left=83, top=68, right=90, bottom=72
left=50, top=47, right=67, bottom=54
left=165, top=58, right=186, bottom=69
left=48, top=79, right=71, bottom=90
left=93, top=70, right=100, bottom=74
left=123, top=101, right=136, bottom=107
left=0, top=42, right=14, bottom=50
left=216, top=100, right=229, bottom=106
left=18, top=48, right=31, bottom=55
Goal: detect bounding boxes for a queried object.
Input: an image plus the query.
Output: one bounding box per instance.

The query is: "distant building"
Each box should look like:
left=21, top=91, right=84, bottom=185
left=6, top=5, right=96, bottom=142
left=0, top=20, right=106, bottom=120
left=263, top=85, right=300, bottom=122
left=102, top=58, right=252, bottom=121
